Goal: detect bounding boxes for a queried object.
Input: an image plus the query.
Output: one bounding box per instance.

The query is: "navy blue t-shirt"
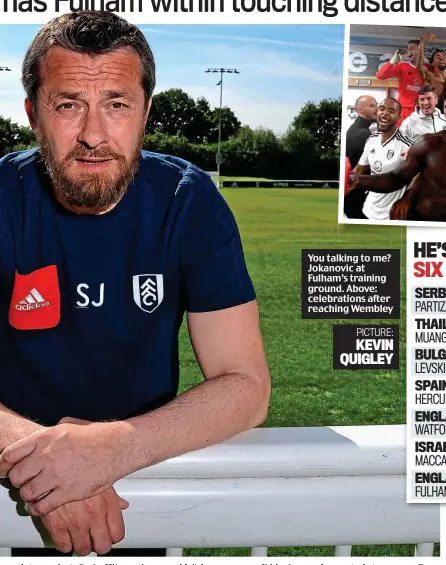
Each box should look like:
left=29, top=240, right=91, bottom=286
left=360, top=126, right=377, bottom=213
left=0, top=149, right=255, bottom=426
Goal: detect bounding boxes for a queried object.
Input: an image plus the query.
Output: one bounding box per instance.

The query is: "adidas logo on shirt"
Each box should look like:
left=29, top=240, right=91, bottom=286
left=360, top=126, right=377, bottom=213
left=15, top=288, right=50, bottom=311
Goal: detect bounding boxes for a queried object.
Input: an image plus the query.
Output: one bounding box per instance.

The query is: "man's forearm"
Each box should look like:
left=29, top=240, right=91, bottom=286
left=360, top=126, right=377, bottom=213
left=354, top=172, right=406, bottom=194
left=416, top=38, right=431, bottom=83
left=107, top=372, right=269, bottom=480
left=0, top=403, right=43, bottom=452
left=376, top=61, right=396, bottom=80
left=416, top=38, right=424, bottom=72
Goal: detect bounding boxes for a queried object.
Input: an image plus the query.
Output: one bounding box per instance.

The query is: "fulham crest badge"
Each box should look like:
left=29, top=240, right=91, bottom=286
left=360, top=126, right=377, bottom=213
left=133, top=275, right=164, bottom=313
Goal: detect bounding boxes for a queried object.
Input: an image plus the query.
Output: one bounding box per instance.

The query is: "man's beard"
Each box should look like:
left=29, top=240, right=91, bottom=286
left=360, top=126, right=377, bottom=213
left=36, top=130, right=143, bottom=214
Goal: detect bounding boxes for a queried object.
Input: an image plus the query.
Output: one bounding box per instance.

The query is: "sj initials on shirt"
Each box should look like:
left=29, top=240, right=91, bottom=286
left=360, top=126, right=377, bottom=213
left=76, top=283, right=105, bottom=308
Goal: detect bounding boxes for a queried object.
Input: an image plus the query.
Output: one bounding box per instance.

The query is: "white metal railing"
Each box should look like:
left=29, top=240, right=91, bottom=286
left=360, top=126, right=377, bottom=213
left=0, top=425, right=440, bottom=557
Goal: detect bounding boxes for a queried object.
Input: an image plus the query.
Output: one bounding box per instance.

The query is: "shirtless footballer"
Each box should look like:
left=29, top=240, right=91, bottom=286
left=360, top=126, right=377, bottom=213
left=350, top=131, right=446, bottom=222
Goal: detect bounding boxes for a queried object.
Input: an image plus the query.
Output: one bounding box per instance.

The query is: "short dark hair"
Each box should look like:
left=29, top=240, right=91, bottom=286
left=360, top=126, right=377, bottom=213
left=430, top=49, right=445, bottom=64
left=408, top=39, right=420, bottom=46
left=22, top=11, right=156, bottom=109
left=418, top=85, right=438, bottom=96
left=379, top=97, right=402, bottom=115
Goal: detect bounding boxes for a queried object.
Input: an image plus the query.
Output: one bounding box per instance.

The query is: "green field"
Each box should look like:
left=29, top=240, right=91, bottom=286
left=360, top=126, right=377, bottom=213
left=179, top=189, right=407, bottom=429
left=176, top=187, right=438, bottom=558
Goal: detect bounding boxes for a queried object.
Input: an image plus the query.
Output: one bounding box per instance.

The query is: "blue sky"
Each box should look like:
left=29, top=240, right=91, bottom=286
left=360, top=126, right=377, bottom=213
left=0, top=24, right=344, bottom=133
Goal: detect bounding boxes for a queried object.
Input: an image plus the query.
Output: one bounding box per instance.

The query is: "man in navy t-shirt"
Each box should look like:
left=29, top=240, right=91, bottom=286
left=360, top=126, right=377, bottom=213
left=0, top=11, right=271, bottom=557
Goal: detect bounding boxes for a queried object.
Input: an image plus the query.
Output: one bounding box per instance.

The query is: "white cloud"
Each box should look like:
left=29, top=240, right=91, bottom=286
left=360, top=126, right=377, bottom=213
left=0, top=46, right=339, bottom=133
left=0, top=55, right=28, bottom=125
left=142, top=27, right=343, bottom=52
left=152, top=43, right=339, bottom=132
left=153, top=40, right=340, bottom=84
left=244, top=56, right=340, bottom=82
left=0, top=101, right=28, bottom=127
left=228, top=95, right=302, bottom=133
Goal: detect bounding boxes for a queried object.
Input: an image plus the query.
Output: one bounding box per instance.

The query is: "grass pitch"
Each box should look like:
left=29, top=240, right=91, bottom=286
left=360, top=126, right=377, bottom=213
left=179, top=188, right=407, bottom=428
left=178, top=187, right=438, bottom=558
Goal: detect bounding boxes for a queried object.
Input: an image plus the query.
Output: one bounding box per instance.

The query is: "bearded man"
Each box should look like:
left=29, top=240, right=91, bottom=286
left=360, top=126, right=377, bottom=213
left=0, top=10, right=270, bottom=558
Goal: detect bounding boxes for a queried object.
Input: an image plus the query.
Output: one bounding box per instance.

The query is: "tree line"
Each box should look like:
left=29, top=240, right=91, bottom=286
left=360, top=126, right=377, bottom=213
left=0, top=89, right=341, bottom=179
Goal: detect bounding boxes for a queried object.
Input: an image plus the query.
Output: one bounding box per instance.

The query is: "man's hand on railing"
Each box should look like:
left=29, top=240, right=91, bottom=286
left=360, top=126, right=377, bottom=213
left=41, top=487, right=128, bottom=557
left=2, top=417, right=130, bottom=556
left=0, top=418, right=126, bottom=516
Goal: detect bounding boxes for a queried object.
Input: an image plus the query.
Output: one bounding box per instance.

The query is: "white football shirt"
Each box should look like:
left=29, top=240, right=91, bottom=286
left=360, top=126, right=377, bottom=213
left=358, top=128, right=412, bottom=221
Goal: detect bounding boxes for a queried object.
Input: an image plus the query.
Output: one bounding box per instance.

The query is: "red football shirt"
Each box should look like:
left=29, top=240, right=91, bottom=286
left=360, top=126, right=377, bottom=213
left=376, top=61, right=434, bottom=110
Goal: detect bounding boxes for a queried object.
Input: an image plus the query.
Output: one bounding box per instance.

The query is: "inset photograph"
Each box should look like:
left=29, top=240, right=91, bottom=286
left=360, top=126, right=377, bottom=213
left=340, top=25, right=446, bottom=225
